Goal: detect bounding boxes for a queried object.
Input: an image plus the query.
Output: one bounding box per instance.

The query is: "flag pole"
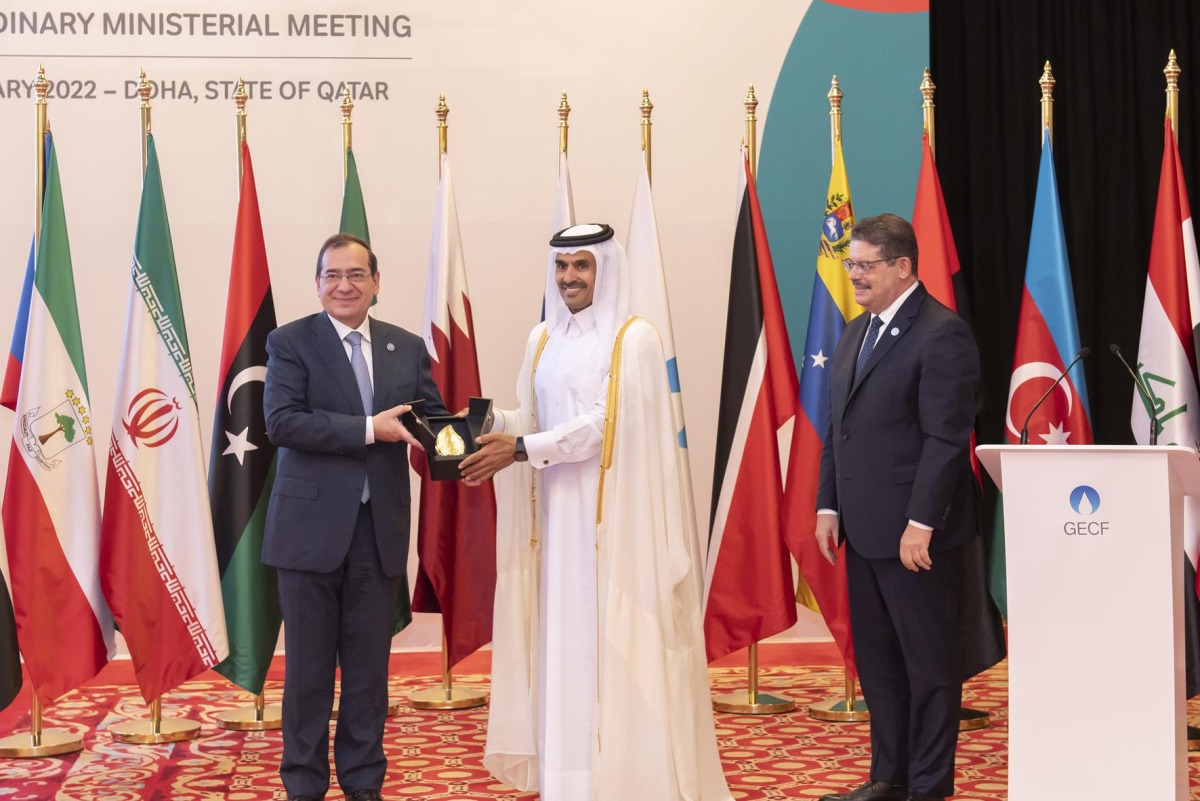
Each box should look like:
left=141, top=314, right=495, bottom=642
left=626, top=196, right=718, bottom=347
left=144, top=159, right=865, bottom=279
left=1040, top=61, right=1055, bottom=148
left=641, top=89, right=654, bottom=182
left=712, top=86, right=795, bottom=716
left=1165, top=49, right=1180, bottom=139
left=1164, top=49, right=1199, bottom=752
left=408, top=94, right=489, bottom=712
left=921, top=68, right=936, bottom=159
left=214, top=81, right=284, bottom=732
left=0, top=65, right=85, bottom=760
left=558, top=91, right=571, bottom=156
left=919, top=68, right=991, bottom=732
left=807, top=75, right=869, bottom=724
left=108, top=71, right=202, bottom=745
left=341, top=88, right=353, bottom=183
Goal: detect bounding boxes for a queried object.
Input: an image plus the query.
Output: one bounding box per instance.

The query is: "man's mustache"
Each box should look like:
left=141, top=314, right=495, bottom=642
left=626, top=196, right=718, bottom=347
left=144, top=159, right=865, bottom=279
left=560, top=281, right=588, bottom=290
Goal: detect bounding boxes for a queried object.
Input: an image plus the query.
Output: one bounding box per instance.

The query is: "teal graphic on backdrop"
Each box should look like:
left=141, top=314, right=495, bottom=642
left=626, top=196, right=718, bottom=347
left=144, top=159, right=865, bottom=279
left=758, top=0, right=928, bottom=375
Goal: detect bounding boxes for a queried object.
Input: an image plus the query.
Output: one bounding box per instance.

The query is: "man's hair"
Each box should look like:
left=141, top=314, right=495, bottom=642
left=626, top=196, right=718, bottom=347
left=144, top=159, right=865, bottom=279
left=850, top=213, right=919, bottom=276
left=316, top=233, right=377, bottom=277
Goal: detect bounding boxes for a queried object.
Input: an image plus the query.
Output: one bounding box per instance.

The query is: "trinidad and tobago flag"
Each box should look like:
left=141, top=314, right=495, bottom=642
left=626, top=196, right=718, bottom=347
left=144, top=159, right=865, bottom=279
left=410, top=153, right=497, bottom=668
left=701, top=148, right=798, bottom=662
left=208, top=142, right=280, bottom=694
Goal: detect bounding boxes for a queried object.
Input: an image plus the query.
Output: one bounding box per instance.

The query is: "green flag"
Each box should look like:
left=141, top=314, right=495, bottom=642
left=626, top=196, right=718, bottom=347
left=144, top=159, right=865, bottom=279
left=339, top=148, right=371, bottom=245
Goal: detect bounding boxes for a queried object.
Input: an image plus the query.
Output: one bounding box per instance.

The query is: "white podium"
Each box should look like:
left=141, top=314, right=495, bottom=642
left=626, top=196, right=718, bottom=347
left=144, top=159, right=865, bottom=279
left=977, top=445, right=1200, bottom=801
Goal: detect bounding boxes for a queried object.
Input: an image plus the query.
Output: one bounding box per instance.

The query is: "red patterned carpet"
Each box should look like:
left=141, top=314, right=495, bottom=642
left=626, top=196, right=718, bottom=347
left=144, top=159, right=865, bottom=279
left=0, top=643, right=1197, bottom=799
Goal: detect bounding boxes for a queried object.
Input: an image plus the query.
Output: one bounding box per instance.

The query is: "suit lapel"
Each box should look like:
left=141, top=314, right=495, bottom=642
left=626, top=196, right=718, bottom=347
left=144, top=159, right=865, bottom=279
left=369, top=317, right=397, bottom=410
left=849, top=283, right=927, bottom=398
left=312, top=313, right=366, bottom=413
left=834, top=313, right=866, bottom=413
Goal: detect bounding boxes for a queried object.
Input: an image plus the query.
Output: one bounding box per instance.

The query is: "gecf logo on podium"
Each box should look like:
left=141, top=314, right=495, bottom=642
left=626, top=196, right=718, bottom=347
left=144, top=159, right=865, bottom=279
left=1065, top=484, right=1108, bottom=535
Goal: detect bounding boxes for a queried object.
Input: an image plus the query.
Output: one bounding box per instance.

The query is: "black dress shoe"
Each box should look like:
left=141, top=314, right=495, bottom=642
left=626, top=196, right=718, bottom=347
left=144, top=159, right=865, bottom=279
left=820, top=780, right=909, bottom=801
left=347, top=792, right=384, bottom=801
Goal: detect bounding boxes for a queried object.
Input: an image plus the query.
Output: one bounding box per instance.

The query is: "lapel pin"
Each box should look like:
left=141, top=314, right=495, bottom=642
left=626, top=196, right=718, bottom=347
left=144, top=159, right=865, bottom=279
left=890, top=327, right=899, bottom=336
left=386, top=342, right=396, bottom=352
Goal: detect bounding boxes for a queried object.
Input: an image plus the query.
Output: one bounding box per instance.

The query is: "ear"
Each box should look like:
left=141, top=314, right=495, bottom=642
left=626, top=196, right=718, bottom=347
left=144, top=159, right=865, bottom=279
left=896, top=256, right=914, bottom=280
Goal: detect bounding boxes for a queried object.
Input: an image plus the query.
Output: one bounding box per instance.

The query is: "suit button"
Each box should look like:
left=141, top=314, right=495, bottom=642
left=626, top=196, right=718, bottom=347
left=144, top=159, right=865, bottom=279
left=841, top=433, right=849, bottom=440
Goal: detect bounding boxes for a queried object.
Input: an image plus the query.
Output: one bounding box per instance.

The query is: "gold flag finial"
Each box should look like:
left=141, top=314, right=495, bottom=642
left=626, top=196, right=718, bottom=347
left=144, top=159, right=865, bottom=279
left=137, top=68, right=152, bottom=109
left=234, top=78, right=248, bottom=117
left=1039, top=61, right=1055, bottom=147
left=829, top=76, right=844, bottom=162
left=921, top=68, right=936, bottom=158
left=436, top=93, right=449, bottom=164
left=745, top=85, right=759, bottom=180
left=137, top=68, right=153, bottom=174
left=640, top=89, right=654, bottom=180
left=234, top=78, right=248, bottom=184
left=1165, top=50, right=1181, bottom=138
left=340, top=88, right=354, bottom=124
left=558, top=92, right=571, bottom=155
left=34, top=65, right=48, bottom=105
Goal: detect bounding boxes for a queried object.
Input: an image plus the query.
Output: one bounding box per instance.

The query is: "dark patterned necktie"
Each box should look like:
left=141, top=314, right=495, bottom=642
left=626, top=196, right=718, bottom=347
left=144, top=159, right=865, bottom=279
left=855, top=315, right=884, bottom=379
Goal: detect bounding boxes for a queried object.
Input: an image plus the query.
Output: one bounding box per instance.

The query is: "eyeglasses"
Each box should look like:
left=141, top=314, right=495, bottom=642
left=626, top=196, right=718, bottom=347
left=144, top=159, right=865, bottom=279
left=321, top=270, right=373, bottom=285
left=842, top=257, right=896, bottom=275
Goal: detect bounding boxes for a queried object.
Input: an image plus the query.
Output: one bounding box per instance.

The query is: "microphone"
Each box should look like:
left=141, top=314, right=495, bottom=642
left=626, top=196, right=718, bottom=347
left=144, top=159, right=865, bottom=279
left=1019, top=347, right=1091, bottom=445
left=1110, top=344, right=1159, bottom=445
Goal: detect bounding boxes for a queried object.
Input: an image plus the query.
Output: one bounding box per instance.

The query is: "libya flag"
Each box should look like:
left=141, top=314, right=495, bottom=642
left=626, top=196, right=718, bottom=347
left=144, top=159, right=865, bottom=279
left=209, top=142, right=281, bottom=694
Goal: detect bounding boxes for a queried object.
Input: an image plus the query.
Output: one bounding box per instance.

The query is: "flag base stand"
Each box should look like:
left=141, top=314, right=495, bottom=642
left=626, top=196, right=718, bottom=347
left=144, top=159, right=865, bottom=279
left=215, top=692, right=281, bottom=731
left=0, top=696, right=82, bottom=758
left=959, top=706, right=990, bottom=732
left=711, top=643, right=795, bottom=715
left=809, top=696, right=870, bottom=722
left=110, top=698, right=200, bottom=744
left=407, top=630, right=489, bottom=710
left=409, top=686, right=488, bottom=710
left=1188, top=726, right=1200, bottom=752
left=0, top=729, right=82, bottom=758
left=712, top=691, right=795, bottom=715
left=330, top=697, right=401, bottom=721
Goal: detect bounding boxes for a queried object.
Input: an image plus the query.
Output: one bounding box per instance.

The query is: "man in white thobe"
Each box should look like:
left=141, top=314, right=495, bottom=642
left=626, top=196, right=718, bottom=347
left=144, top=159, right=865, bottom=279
left=461, top=224, right=730, bottom=801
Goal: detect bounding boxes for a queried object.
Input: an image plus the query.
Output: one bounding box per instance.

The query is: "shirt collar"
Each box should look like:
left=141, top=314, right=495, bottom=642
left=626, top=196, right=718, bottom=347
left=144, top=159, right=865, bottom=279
left=327, top=313, right=371, bottom=344
left=874, top=280, right=921, bottom=328
left=552, top=304, right=598, bottom=337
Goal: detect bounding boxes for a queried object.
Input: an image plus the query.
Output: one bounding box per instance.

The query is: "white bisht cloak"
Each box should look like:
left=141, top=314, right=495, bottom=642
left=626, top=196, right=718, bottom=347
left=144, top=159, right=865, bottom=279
left=485, top=317, right=731, bottom=801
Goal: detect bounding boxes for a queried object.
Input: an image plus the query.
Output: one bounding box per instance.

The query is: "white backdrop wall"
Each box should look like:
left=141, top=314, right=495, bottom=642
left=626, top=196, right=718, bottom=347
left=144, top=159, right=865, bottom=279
left=0, top=0, right=831, bottom=654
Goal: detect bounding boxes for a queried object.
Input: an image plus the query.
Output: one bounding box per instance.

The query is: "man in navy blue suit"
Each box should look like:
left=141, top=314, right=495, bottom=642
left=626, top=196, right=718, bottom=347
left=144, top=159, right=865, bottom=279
left=815, top=214, right=981, bottom=801
left=263, top=233, right=446, bottom=801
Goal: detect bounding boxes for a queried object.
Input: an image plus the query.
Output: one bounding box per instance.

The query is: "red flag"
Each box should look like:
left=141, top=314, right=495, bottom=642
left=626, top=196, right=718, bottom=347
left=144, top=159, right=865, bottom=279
left=410, top=154, right=496, bottom=668
left=702, top=150, right=798, bottom=662
left=912, top=132, right=1006, bottom=680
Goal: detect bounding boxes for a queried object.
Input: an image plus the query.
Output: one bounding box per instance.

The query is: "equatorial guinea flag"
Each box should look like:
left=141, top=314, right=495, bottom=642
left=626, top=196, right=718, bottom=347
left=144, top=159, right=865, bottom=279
left=410, top=153, right=496, bottom=668
left=2, top=132, right=115, bottom=704
left=782, top=138, right=860, bottom=677
left=1132, top=119, right=1200, bottom=698
left=702, top=149, right=798, bottom=662
left=996, top=129, right=1093, bottom=616
left=100, top=134, right=228, bottom=703
left=209, top=142, right=280, bottom=694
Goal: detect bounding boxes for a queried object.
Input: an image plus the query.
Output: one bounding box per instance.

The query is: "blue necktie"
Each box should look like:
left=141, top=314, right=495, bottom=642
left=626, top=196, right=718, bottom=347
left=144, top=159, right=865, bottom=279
left=346, top=331, right=372, bottom=502
left=855, top=315, right=884, bottom=379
